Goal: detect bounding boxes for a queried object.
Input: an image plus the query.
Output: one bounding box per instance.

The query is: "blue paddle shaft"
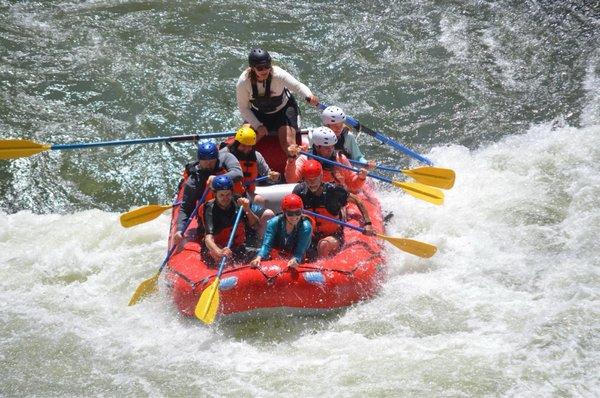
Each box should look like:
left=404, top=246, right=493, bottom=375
left=299, top=151, right=394, bottom=185
left=315, top=102, right=433, bottom=165
left=348, top=159, right=402, bottom=174
left=215, top=206, right=245, bottom=279
left=302, top=209, right=365, bottom=234
left=50, top=131, right=234, bottom=150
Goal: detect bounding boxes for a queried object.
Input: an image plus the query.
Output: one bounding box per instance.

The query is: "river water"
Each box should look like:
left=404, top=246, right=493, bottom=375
left=1, top=1, right=599, bottom=396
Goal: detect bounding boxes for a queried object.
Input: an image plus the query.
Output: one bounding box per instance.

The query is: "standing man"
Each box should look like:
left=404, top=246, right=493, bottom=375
left=236, top=48, right=319, bottom=155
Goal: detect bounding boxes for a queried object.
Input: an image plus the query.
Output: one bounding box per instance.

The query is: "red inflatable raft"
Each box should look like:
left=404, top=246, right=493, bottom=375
left=164, top=136, right=386, bottom=319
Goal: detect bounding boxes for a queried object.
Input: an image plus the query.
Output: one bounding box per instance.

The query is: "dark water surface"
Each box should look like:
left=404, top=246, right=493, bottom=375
left=1, top=0, right=598, bottom=212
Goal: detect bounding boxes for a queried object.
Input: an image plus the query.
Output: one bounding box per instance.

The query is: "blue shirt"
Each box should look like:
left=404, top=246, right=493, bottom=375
left=258, top=215, right=312, bottom=262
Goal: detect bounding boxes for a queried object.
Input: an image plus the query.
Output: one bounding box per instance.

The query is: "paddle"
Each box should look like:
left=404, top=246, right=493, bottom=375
left=128, top=188, right=210, bottom=306
left=119, top=176, right=269, bottom=228
left=302, top=209, right=436, bottom=258
left=195, top=206, right=245, bottom=324
left=348, top=159, right=455, bottom=190
left=0, top=131, right=235, bottom=160
left=120, top=202, right=181, bottom=228
left=314, top=102, right=434, bottom=166
left=300, top=151, right=444, bottom=205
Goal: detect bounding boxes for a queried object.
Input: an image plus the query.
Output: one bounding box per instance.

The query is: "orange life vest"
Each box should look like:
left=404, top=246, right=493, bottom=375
left=311, top=206, right=342, bottom=235
left=228, top=144, right=259, bottom=195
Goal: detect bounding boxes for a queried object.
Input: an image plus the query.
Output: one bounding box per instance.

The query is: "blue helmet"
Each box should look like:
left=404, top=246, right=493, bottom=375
left=212, top=175, right=233, bottom=191
left=197, top=141, right=218, bottom=160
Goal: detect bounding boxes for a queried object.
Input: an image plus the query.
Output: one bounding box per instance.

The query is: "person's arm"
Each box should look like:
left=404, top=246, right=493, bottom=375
left=293, top=219, right=313, bottom=263
left=347, top=193, right=374, bottom=235
left=204, top=234, right=221, bottom=254
left=236, top=73, right=263, bottom=129
left=237, top=198, right=259, bottom=229
left=257, top=217, right=278, bottom=259
left=255, top=151, right=271, bottom=176
left=347, top=193, right=370, bottom=222
left=337, top=154, right=366, bottom=193
left=176, top=177, right=200, bottom=232
left=284, top=153, right=306, bottom=183
left=256, top=152, right=280, bottom=183
left=273, top=66, right=313, bottom=100
left=220, top=152, right=243, bottom=182
left=201, top=203, right=222, bottom=255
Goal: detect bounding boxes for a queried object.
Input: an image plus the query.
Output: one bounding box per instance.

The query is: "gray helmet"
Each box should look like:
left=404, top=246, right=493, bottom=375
left=248, top=48, right=272, bottom=67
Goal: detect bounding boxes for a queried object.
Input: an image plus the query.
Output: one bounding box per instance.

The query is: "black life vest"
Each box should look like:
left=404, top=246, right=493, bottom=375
left=250, top=75, right=289, bottom=113
left=198, top=199, right=246, bottom=248
left=294, top=182, right=348, bottom=235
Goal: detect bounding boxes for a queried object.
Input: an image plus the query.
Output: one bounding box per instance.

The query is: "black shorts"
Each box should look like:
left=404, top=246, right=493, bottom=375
left=251, top=95, right=300, bottom=134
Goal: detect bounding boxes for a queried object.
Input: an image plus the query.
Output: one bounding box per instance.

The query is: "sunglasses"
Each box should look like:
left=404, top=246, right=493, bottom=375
left=254, top=65, right=271, bottom=72
left=285, top=210, right=302, bottom=217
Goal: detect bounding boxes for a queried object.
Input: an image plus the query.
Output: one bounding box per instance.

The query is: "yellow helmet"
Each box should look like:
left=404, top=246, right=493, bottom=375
left=235, top=126, right=257, bottom=146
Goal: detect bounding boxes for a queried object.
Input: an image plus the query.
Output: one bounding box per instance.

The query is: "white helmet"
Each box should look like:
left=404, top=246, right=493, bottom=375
left=311, top=126, right=338, bottom=146
left=321, top=106, right=346, bottom=125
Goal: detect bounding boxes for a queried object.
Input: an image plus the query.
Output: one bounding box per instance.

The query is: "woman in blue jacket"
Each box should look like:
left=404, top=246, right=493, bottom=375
left=249, top=194, right=312, bottom=269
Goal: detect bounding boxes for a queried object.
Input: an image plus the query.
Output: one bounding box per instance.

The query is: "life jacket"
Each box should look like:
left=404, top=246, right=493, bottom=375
left=182, top=161, right=228, bottom=202
left=228, top=143, right=259, bottom=195
left=198, top=199, right=246, bottom=248
left=334, top=127, right=352, bottom=159
left=295, top=182, right=348, bottom=236
left=249, top=75, right=290, bottom=113
left=310, top=148, right=343, bottom=185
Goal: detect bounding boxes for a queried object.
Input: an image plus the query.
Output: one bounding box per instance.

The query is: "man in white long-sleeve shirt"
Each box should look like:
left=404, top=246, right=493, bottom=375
left=236, top=48, right=319, bottom=156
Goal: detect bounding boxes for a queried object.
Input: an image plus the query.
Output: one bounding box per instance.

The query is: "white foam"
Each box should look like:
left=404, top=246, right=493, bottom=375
left=439, top=15, right=470, bottom=59
left=2, top=120, right=599, bottom=395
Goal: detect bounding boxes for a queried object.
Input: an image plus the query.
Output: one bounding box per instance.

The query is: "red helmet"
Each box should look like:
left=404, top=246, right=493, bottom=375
left=281, top=194, right=303, bottom=211
left=302, top=159, right=323, bottom=179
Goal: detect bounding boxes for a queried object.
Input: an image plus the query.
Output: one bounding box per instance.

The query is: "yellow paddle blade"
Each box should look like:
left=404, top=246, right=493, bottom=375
left=392, top=181, right=444, bottom=205
left=0, top=139, right=51, bottom=160
left=195, top=277, right=220, bottom=324
left=401, top=167, right=456, bottom=190
left=120, top=204, right=172, bottom=228
left=376, top=234, right=437, bottom=258
left=128, top=272, right=159, bottom=306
